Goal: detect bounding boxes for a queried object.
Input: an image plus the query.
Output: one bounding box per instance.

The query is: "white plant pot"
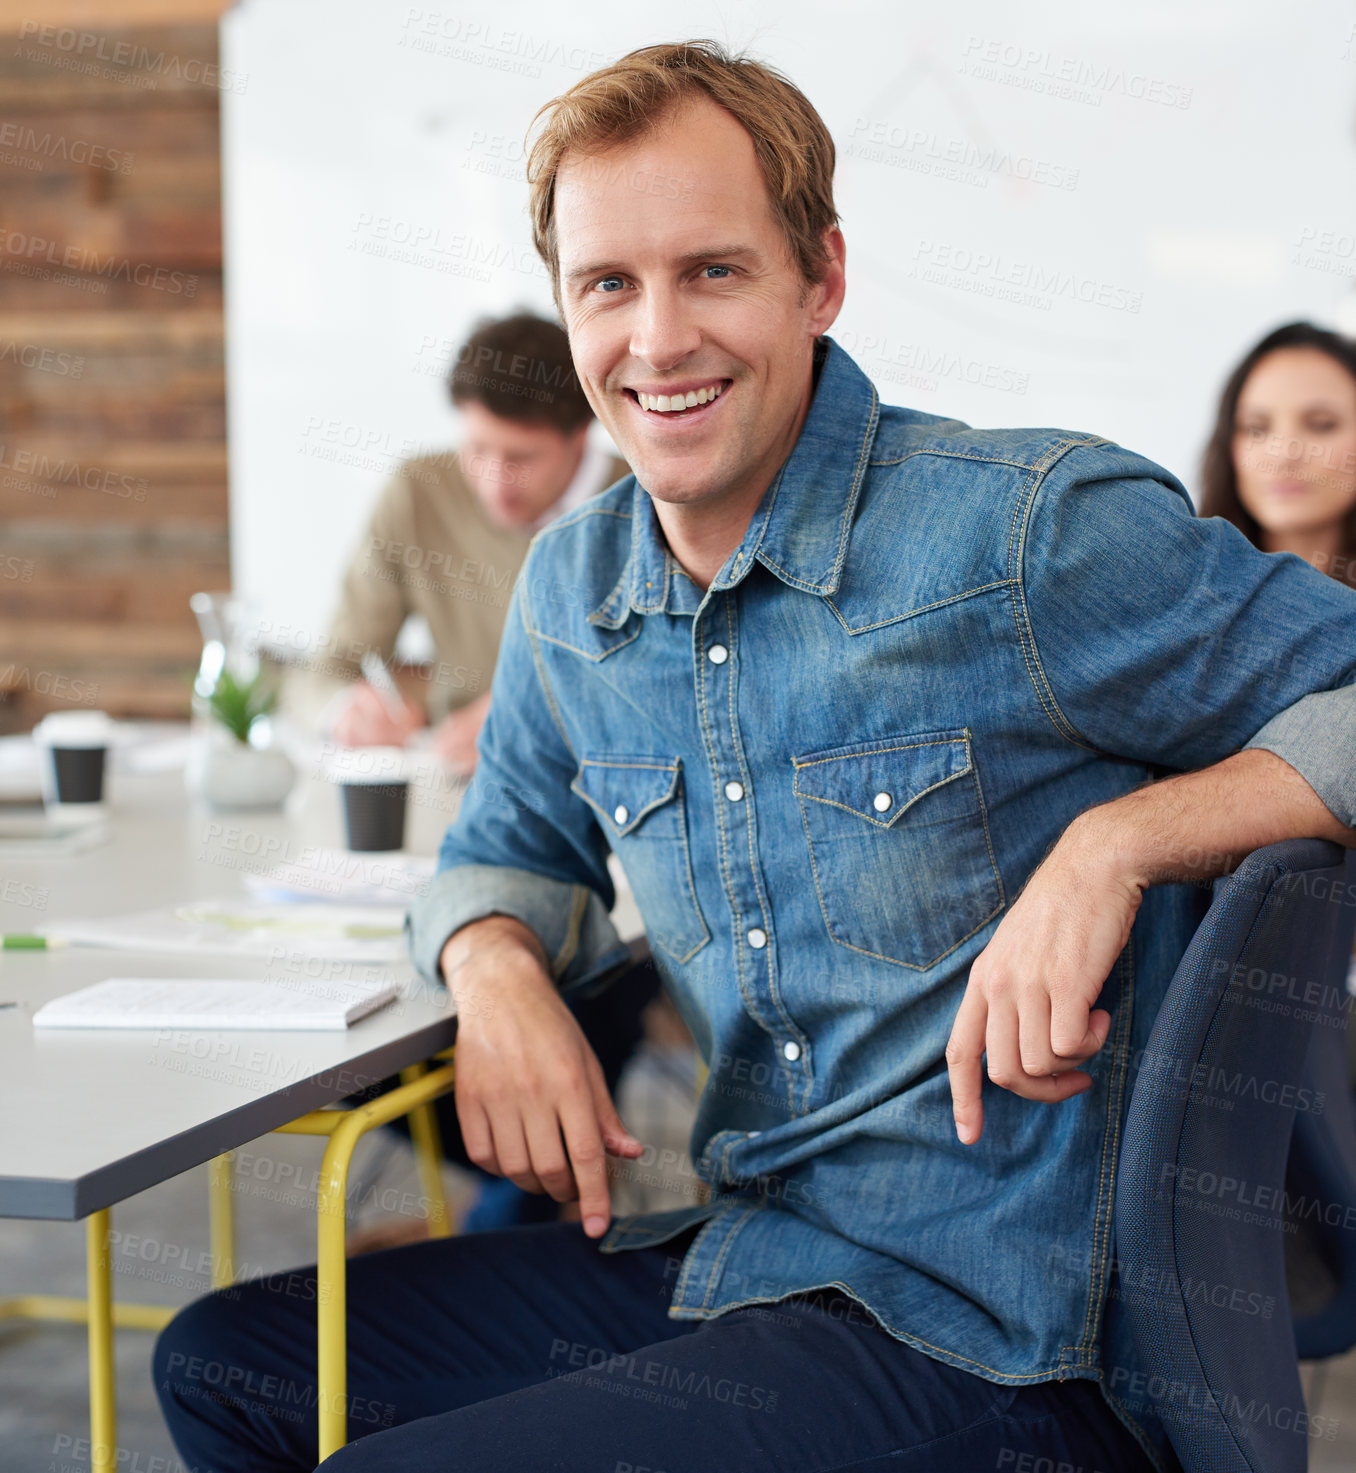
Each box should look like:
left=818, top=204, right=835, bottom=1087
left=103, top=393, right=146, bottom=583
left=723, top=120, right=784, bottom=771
left=200, top=736, right=295, bottom=810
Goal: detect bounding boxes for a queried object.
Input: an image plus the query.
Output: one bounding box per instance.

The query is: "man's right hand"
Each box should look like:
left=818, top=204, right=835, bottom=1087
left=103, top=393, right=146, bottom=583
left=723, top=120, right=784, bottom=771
left=441, top=916, right=644, bottom=1238
left=332, top=681, right=425, bottom=748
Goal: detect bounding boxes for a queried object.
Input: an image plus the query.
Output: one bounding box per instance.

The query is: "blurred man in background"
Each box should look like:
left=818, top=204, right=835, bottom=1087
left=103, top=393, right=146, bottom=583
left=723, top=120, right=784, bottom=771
left=313, top=311, right=628, bottom=771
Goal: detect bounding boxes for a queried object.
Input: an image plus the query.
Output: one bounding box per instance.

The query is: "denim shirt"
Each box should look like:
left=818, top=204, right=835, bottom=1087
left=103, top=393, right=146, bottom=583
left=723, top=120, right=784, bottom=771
left=409, top=337, right=1356, bottom=1466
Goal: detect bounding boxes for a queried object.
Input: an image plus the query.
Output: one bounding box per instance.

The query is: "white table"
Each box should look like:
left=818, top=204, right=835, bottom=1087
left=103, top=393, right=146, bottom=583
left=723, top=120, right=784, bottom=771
left=0, top=755, right=463, bottom=1219
left=0, top=748, right=467, bottom=1465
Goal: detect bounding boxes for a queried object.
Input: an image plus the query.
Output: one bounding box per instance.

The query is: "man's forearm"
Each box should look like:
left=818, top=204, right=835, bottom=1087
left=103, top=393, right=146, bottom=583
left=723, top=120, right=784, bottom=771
left=950, top=748, right=1356, bottom=1139
left=1070, top=747, right=1356, bottom=891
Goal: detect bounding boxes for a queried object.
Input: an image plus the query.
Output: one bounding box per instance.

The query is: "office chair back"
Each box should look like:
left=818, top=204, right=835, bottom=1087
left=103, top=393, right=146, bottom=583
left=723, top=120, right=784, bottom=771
left=1115, top=839, right=1356, bottom=1473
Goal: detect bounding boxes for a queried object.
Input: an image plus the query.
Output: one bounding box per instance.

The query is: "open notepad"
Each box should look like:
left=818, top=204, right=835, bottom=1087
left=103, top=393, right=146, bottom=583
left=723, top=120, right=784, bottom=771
left=32, top=977, right=399, bottom=1031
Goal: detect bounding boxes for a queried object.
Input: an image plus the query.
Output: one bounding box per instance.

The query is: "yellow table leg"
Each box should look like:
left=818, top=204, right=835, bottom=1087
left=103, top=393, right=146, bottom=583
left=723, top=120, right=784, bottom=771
left=280, top=1059, right=457, bottom=1459
left=398, top=1064, right=452, bottom=1239
left=86, top=1209, right=116, bottom=1472
left=208, top=1151, right=236, bottom=1288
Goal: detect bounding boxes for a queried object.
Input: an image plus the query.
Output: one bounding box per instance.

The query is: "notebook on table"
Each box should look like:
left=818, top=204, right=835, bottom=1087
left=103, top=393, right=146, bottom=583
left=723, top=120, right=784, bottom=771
left=32, top=976, right=398, bottom=1031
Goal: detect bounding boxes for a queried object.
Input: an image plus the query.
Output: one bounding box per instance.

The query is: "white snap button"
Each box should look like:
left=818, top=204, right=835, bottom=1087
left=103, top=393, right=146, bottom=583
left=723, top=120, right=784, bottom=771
left=782, top=1040, right=802, bottom=1062
left=747, top=927, right=767, bottom=949
left=873, top=791, right=892, bottom=813
left=613, top=804, right=629, bottom=825
left=724, top=781, right=745, bottom=802
left=707, top=643, right=729, bottom=664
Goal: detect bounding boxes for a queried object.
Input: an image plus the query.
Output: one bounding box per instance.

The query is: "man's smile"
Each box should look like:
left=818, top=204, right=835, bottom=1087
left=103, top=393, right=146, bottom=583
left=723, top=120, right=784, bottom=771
left=622, top=377, right=732, bottom=425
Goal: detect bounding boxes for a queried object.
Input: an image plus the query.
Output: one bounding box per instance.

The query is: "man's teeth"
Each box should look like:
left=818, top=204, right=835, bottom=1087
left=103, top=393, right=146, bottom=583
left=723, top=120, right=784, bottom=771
left=636, top=382, right=725, bottom=413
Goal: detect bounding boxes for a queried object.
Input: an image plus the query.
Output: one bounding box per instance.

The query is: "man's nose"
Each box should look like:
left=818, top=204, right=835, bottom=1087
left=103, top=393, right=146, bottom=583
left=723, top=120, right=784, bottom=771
left=629, top=284, right=702, bottom=372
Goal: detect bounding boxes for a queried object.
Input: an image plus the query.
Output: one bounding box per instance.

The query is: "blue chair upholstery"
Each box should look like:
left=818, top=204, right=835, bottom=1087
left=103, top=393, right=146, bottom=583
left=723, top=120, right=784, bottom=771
left=1115, top=840, right=1356, bottom=1473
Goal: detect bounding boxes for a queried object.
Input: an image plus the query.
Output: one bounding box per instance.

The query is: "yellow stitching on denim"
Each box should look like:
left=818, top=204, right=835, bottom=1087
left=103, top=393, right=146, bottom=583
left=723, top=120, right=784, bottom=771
left=569, top=758, right=707, bottom=962
left=823, top=383, right=880, bottom=589
left=794, top=761, right=973, bottom=826
left=700, top=1205, right=759, bottom=1311
left=792, top=735, right=966, bottom=768
left=1072, top=936, right=1132, bottom=1353
left=969, top=737, right=1008, bottom=915
left=670, top=769, right=712, bottom=963
left=750, top=385, right=877, bottom=593
left=671, top=1199, right=749, bottom=1308
left=531, top=626, right=643, bottom=663
left=824, top=579, right=1015, bottom=636
left=521, top=592, right=577, bottom=759
left=532, top=503, right=632, bottom=540
left=740, top=384, right=873, bottom=595
left=1008, top=441, right=1100, bottom=750
left=550, top=885, right=589, bottom=980
left=1007, top=440, right=1081, bottom=738
left=671, top=1274, right=1067, bottom=1380
left=794, top=754, right=1003, bottom=971
left=577, top=759, right=678, bottom=771
left=1082, top=937, right=1135, bottom=1353
left=868, top=434, right=1105, bottom=475
left=1079, top=939, right=1131, bottom=1349
left=672, top=1207, right=724, bottom=1305
left=569, top=778, right=674, bottom=832
left=869, top=450, right=1048, bottom=472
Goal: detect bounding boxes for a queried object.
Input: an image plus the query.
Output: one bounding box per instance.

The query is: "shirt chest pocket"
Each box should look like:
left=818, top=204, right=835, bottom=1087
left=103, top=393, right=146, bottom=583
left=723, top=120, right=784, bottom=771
left=570, top=755, right=710, bottom=964
left=792, top=728, right=1004, bottom=970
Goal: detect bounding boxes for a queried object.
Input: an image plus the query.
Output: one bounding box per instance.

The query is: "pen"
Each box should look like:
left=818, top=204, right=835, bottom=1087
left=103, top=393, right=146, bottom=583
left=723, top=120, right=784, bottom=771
left=1, top=935, right=68, bottom=950
left=360, top=653, right=409, bottom=723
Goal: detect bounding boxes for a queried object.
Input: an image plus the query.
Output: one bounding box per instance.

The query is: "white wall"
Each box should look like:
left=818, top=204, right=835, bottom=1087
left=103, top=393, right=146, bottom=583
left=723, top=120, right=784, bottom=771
left=222, top=0, right=1356, bottom=647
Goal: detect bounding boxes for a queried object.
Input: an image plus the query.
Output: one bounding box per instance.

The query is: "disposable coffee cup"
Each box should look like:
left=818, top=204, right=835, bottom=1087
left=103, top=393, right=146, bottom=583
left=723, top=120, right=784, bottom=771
left=326, top=746, right=409, bottom=852
left=34, top=711, right=114, bottom=810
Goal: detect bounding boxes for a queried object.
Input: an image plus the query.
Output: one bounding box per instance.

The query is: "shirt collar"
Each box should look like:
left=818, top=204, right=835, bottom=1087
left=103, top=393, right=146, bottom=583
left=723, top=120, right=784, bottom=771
left=589, top=336, right=880, bottom=629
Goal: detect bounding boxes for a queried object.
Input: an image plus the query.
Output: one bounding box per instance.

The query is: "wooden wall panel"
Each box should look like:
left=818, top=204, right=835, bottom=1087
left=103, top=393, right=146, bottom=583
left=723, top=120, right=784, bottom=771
left=0, top=19, right=225, bottom=731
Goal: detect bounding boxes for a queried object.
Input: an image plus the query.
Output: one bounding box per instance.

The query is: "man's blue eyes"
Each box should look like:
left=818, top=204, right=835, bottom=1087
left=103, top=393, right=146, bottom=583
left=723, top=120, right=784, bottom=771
left=592, top=266, right=732, bottom=292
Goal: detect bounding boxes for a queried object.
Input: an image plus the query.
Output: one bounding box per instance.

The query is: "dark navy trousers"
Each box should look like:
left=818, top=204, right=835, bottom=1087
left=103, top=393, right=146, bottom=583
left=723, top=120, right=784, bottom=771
left=154, top=1221, right=1159, bottom=1473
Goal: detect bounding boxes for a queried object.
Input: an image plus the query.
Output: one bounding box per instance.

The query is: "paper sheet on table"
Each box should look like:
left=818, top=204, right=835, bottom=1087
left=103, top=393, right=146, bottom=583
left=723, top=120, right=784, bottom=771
left=242, top=849, right=436, bottom=905
left=33, top=975, right=397, bottom=1030
left=45, top=899, right=409, bottom=963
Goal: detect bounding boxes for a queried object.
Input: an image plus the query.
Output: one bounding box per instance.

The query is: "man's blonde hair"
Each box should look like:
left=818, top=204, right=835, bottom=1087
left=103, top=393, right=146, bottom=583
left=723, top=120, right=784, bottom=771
left=526, top=40, right=839, bottom=310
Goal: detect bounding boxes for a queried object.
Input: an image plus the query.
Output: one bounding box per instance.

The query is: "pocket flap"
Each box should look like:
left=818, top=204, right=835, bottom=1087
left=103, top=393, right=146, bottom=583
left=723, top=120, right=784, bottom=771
left=792, top=730, right=973, bottom=827
left=571, top=756, right=683, bottom=837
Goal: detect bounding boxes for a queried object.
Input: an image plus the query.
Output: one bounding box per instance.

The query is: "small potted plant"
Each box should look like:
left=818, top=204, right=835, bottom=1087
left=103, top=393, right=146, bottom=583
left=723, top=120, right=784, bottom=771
left=199, top=669, right=296, bottom=810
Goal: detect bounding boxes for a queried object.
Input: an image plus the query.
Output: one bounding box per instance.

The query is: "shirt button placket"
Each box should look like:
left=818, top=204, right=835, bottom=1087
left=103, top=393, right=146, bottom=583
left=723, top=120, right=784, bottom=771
left=698, top=599, right=806, bottom=1093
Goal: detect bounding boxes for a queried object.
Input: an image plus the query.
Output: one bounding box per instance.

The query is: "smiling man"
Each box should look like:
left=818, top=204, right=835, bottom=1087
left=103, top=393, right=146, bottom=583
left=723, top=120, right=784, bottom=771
left=156, top=40, right=1356, bottom=1473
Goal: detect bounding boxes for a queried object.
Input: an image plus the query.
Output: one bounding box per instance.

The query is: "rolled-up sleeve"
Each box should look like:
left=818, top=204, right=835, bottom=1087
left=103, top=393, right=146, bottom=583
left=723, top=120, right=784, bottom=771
left=1022, top=439, right=1356, bottom=803
left=405, top=568, right=630, bottom=992
left=1243, top=685, right=1356, bottom=829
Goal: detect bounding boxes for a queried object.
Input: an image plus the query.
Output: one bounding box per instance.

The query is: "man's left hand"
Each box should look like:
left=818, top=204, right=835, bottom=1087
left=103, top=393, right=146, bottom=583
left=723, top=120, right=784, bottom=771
left=945, top=813, right=1141, bottom=1144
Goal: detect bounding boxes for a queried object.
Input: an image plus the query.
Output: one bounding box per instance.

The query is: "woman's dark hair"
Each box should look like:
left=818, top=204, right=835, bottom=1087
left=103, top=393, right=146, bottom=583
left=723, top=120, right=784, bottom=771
left=1200, top=319, right=1356, bottom=585
left=448, top=311, right=592, bottom=433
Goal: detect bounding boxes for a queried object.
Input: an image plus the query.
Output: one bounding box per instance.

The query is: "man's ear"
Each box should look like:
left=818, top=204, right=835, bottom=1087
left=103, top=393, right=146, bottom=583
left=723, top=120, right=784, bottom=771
left=806, top=227, right=847, bottom=335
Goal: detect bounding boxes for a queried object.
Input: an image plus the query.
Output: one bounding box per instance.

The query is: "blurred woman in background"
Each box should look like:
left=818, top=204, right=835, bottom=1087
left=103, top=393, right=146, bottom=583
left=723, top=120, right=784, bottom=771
left=1200, top=320, right=1356, bottom=586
